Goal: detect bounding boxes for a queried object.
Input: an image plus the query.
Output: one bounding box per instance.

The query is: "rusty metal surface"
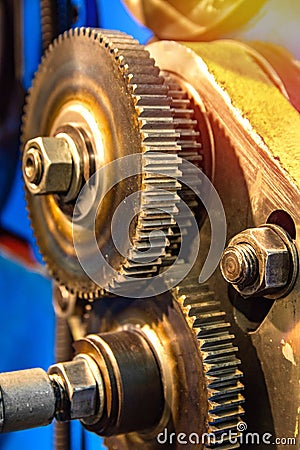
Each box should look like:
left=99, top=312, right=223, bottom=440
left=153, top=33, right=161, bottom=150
left=148, top=39, right=300, bottom=448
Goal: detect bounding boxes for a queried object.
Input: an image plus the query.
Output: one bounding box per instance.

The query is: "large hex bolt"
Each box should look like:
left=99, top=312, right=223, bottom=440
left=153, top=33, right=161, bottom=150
left=48, top=355, right=103, bottom=422
left=220, top=224, right=298, bottom=298
left=22, top=136, right=73, bottom=195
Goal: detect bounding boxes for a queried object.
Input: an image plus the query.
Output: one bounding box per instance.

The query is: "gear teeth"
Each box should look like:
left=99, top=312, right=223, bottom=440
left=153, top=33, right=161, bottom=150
left=163, top=73, right=205, bottom=170
left=23, top=28, right=194, bottom=297
left=130, top=84, right=168, bottom=96
left=174, top=282, right=245, bottom=449
left=99, top=32, right=188, bottom=288
left=158, top=74, right=207, bottom=263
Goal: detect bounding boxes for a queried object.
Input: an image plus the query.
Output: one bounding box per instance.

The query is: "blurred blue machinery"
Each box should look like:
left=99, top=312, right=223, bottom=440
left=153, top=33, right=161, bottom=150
left=0, top=1, right=151, bottom=448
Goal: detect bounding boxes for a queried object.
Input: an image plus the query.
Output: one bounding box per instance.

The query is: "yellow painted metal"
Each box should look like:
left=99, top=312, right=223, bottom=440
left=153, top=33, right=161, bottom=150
left=184, top=40, right=300, bottom=187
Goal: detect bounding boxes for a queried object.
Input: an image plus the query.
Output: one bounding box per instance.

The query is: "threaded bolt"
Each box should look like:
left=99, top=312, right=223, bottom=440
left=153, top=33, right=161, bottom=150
left=23, top=148, right=43, bottom=184
left=220, top=243, right=259, bottom=286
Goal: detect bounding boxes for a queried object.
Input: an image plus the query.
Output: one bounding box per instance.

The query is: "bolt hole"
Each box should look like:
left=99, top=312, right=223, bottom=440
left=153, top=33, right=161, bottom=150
left=267, top=210, right=296, bottom=239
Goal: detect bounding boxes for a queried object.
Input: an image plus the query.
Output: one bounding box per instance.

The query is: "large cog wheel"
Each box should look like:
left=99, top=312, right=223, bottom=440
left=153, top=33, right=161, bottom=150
left=22, top=28, right=186, bottom=298
left=79, top=282, right=244, bottom=449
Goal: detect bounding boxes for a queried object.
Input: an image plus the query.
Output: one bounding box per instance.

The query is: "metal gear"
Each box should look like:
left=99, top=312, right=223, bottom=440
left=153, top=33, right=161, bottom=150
left=22, top=27, right=187, bottom=298
left=161, top=74, right=214, bottom=261
left=22, top=27, right=214, bottom=299
left=82, top=292, right=210, bottom=449
left=163, top=73, right=213, bottom=181
left=163, top=76, right=246, bottom=418
left=75, top=280, right=244, bottom=449
left=21, top=26, right=243, bottom=448
left=173, top=281, right=245, bottom=449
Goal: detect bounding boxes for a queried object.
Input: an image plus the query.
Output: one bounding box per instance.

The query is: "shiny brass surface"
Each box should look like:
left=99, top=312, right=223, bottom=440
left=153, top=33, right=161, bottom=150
left=22, top=30, right=141, bottom=297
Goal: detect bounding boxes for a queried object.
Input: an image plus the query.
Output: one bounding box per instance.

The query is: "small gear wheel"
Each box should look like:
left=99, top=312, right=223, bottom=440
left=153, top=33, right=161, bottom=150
left=174, top=280, right=245, bottom=449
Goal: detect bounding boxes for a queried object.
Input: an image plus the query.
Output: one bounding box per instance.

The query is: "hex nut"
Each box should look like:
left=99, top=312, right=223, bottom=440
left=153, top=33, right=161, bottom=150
left=227, top=225, right=294, bottom=298
left=22, top=137, right=73, bottom=194
left=48, top=358, right=97, bottom=420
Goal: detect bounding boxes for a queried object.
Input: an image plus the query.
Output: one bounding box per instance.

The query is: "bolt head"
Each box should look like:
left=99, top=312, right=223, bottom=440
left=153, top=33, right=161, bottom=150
left=48, top=358, right=97, bottom=420
left=221, top=246, right=249, bottom=284
left=22, top=137, right=73, bottom=195
left=225, top=226, right=292, bottom=298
